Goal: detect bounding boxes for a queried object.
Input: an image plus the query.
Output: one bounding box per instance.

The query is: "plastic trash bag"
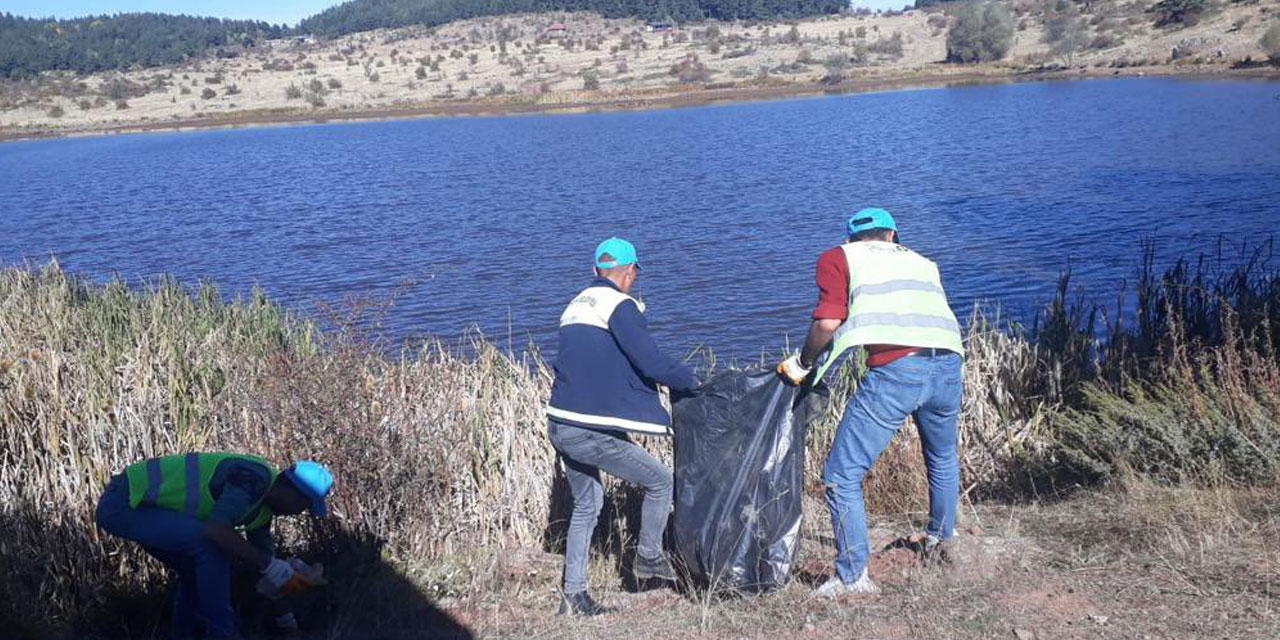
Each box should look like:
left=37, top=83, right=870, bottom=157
left=671, top=367, right=827, bottom=593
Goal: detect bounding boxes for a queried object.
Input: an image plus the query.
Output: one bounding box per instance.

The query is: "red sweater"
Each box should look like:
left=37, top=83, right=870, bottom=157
left=812, top=246, right=917, bottom=367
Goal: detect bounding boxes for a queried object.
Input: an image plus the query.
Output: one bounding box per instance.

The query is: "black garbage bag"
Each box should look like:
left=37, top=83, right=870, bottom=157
left=670, top=367, right=827, bottom=594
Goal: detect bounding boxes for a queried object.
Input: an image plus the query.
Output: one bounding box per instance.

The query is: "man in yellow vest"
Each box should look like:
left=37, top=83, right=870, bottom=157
left=777, top=208, right=964, bottom=596
left=95, top=453, right=333, bottom=639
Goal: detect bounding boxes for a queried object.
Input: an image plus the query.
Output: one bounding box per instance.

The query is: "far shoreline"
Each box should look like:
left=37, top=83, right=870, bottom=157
left=2, top=65, right=1277, bottom=143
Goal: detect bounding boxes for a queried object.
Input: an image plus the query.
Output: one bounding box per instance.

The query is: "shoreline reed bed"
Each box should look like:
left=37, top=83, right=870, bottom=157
left=1, top=246, right=1276, bottom=636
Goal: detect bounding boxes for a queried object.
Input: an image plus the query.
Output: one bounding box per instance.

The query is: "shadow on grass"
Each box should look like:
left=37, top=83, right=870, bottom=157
left=264, top=524, right=475, bottom=640
left=0, top=504, right=473, bottom=640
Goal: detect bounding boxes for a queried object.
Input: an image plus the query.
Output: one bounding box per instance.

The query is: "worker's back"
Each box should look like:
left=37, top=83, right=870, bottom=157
left=547, top=277, right=694, bottom=436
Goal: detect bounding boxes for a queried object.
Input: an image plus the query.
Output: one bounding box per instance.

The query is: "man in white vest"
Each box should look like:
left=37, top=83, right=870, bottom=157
left=546, top=237, right=700, bottom=615
left=777, top=208, right=964, bottom=596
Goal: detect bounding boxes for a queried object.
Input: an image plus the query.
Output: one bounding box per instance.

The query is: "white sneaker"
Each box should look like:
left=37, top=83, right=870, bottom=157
left=815, top=567, right=880, bottom=597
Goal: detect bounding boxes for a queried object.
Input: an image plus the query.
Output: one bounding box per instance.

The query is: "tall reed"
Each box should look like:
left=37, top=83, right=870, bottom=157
left=1, top=245, right=1276, bottom=635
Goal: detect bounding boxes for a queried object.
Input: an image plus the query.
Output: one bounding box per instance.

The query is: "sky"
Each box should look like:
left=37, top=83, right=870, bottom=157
left=2, top=0, right=914, bottom=26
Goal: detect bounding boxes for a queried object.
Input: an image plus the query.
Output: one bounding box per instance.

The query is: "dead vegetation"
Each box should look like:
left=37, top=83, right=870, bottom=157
left=0, top=239, right=1277, bottom=637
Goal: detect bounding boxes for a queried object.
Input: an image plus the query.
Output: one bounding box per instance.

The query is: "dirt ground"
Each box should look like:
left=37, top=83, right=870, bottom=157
left=3, top=2, right=1280, bottom=138
left=403, top=485, right=1280, bottom=640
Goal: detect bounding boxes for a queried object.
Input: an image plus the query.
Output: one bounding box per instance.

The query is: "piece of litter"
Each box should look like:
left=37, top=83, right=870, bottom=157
left=1013, top=628, right=1036, bottom=640
left=1088, top=614, right=1109, bottom=625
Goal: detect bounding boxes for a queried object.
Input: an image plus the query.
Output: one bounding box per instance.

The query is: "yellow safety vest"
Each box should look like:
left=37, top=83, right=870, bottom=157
left=813, top=241, right=964, bottom=383
left=125, top=453, right=278, bottom=531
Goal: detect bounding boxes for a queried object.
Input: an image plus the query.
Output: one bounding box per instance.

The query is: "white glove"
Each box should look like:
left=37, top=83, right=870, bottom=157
left=776, top=354, right=811, bottom=386
left=274, top=611, right=299, bottom=631
left=261, top=557, right=295, bottom=591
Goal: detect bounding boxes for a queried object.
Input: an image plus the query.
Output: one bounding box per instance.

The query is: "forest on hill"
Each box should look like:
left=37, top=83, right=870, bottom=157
left=299, top=0, right=844, bottom=36
left=0, top=0, right=846, bottom=77
left=0, top=13, right=286, bottom=79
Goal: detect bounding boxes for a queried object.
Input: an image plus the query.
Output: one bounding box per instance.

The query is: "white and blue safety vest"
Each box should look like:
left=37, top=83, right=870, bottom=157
left=546, top=278, right=698, bottom=435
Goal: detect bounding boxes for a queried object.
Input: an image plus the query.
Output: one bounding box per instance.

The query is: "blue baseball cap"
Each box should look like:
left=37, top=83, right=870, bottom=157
left=284, top=461, right=332, bottom=517
left=594, top=237, right=640, bottom=269
left=847, top=208, right=897, bottom=236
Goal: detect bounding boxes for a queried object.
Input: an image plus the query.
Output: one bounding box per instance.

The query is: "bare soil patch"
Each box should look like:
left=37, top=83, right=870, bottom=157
left=408, top=486, right=1280, bottom=640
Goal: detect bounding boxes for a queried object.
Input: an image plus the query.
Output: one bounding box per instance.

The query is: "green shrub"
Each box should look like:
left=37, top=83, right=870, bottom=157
left=1044, top=2, right=1089, bottom=65
left=946, top=2, right=1016, bottom=63
left=927, top=13, right=948, bottom=35
left=669, top=54, right=711, bottom=83
left=415, top=65, right=427, bottom=79
left=869, top=32, right=904, bottom=58
left=285, top=84, right=302, bottom=100
left=46, top=105, right=65, bottom=118
left=200, top=87, right=216, bottom=99
left=327, top=77, right=343, bottom=89
left=820, top=54, right=848, bottom=84
left=1091, top=33, right=1124, bottom=50
left=1147, top=0, right=1209, bottom=27
left=583, top=70, right=600, bottom=90
left=1262, top=23, right=1280, bottom=63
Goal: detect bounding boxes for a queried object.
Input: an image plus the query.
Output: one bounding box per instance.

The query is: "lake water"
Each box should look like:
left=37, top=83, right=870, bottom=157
left=2, top=77, right=1279, bottom=361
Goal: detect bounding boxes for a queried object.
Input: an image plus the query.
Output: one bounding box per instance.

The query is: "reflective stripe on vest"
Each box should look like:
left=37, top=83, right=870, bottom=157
left=558, top=285, right=645, bottom=330
left=813, top=241, right=964, bottom=383
left=545, top=406, right=670, bottom=435
left=125, top=453, right=279, bottom=530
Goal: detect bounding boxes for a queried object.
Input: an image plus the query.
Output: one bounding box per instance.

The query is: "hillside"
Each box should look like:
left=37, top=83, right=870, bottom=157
left=301, top=0, right=844, bottom=36
left=1, top=2, right=1279, bottom=137
left=0, top=0, right=844, bottom=77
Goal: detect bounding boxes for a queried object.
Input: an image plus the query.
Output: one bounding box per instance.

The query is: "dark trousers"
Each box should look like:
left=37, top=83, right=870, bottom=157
left=548, top=419, right=672, bottom=594
left=95, top=479, right=238, bottom=639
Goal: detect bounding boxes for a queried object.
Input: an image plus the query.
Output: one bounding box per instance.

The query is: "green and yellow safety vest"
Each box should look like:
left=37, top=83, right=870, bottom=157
left=125, top=452, right=278, bottom=531
left=813, top=241, right=964, bottom=383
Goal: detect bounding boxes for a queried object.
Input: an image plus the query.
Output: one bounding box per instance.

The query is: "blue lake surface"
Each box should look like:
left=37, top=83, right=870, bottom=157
left=2, top=77, right=1279, bottom=360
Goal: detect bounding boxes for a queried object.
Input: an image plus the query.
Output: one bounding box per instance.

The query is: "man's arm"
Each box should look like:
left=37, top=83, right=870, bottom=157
left=779, top=247, right=849, bottom=385
left=800, top=318, right=843, bottom=369
left=203, top=520, right=271, bottom=570
left=203, top=463, right=274, bottom=570
left=247, top=524, right=275, bottom=556
left=609, top=300, right=698, bottom=392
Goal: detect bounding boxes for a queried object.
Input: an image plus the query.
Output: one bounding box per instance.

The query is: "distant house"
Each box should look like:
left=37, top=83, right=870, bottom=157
left=647, top=21, right=674, bottom=33
left=546, top=23, right=568, bottom=38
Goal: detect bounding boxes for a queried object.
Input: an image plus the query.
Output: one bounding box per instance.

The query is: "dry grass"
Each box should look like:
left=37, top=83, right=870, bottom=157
left=0, top=261, right=557, bottom=635
left=1, top=246, right=1277, bottom=638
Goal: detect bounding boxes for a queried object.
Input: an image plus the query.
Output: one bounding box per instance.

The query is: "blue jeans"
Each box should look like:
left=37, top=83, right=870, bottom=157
left=95, top=477, right=238, bottom=639
left=548, top=419, right=673, bottom=594
left=823, top=351, right=963, bottom=584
